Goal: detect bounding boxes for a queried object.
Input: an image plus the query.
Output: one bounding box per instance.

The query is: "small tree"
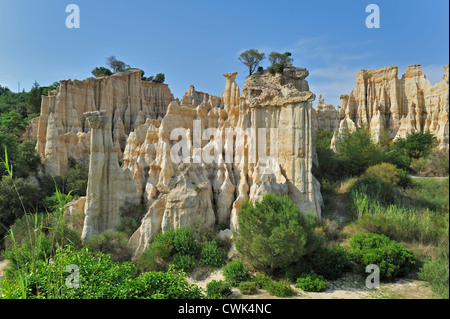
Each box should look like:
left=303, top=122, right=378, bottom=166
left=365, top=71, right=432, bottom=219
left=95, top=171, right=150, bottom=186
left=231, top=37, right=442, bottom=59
left=106, top=56, right=129, bottom=73
left=337, top=129, right=384, bottom=176
left=268, top=52, right=293, bottom=66
left=25, top=81, right=42, bottom=114
left=92, top=67, right=113, bottom=78
left=238, top=49, right=265, bottom=76
left=234, top=193, right=319, bottom=274
left=153, top=73, right=165, bottom=83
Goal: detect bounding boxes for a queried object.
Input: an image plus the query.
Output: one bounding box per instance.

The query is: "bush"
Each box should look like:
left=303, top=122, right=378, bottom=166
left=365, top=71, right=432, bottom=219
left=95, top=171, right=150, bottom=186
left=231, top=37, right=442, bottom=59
left=309, top=246, right=351, bottom=280
left=173, top=227, right=200, bottom=257
left=336, top=129, right=384, bottom=176
left=267, top=62, right=285, bottom=75
left=411, top=147, right=449, bottom=177
left=201, top=240, right=224, bottom=267
left=418, top=256, right=449, bottom=299
left=266, top=279, right=296, bottom=297
left=296, top=272, right=327, bottom=292
left=234, top=193, right=320, bottom=273
left=393, top=132, right=437, bottom=160
left=251, top=273, right=273, bottom=290
left=222, top=260, right=249, bottom=287
left=153, top=73, right=165, bottom=83
left=135, top=230, right=176, bottom=272
left=129, top=266, right=204, bottom=299
left=62, top=163, right=88, bottom=197
left=0, top=177, right=40, bottom=249
left=172, top=254, right=196, bottom=273
left=238, top=281, right=258, bottom=295
left=206, top=280, right=232, bottom=299
left=1, top=246, right=204, bottom=299
left=92, top=67, right=113, bottom=77
left=396, top=168, right=412, bottom=188
left=363, top=163, right=400, bottom=186
left=86, top=230, right=132, bottom=262
left=349, top=233, right=415, bottom=280
left=284, top=259, right=312, bottom=282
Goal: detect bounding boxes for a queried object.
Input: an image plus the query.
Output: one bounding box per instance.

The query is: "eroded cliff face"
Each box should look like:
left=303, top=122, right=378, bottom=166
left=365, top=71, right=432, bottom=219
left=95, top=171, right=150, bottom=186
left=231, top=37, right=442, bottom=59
left=313, top=95, right=340, bottom=132
left=127, top=67, right=323, bottom=256
left=333, top=65, right=449, bottom=149
left=31, top=69, right=174, bottom=176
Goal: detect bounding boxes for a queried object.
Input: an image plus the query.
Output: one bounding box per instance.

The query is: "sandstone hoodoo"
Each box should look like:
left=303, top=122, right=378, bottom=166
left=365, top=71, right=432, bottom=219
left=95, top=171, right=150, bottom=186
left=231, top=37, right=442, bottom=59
left=128, top=66, right=323, bottom=256
left=31, top=66, right=324, bottom=256
left=331, top=64, right=449, bottom=150
left=81, top=110, right=139, bottom=242
left=30, top=69, right=174, bottom=176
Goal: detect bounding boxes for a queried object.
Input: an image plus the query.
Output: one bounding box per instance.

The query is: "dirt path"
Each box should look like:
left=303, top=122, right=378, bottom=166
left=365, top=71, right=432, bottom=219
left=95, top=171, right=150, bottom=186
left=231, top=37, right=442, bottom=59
left=188, top=270, right=435, bottom=299
left=0, top=257, right=7, bottom=280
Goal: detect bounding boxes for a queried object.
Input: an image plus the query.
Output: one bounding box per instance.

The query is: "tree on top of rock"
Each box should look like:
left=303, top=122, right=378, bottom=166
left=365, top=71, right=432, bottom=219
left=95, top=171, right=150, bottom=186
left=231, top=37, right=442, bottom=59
left=106, top=56, right=130, bottom=73
left=238, top=49, right=265, bottom=77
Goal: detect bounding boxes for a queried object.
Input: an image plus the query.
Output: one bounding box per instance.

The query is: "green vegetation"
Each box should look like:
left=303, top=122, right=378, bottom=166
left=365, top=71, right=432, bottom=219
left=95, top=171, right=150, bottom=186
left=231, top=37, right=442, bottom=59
left=206, top=280, right=231, bottom=299
left=419, top=256, right=449, bottom=299
left=222, top=260, right=249, bottom=287
left=238, top=281, right=258, bottom=295
left=238, top=49, right=265, bottom=76
left=234, top=193, right=320, bottom=274
left=266, top=279, right=296, bottom=297
left=92, top=66, right=113, bottom=77
left=296, top=272, right=327, bottom=292
left=349, top=233, right=415, bottom=280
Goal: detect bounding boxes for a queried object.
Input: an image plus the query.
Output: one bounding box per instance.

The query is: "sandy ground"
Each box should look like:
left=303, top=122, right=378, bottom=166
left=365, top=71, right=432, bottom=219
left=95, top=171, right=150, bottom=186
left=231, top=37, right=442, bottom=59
left=0, top=258, right=7, bottom=280
left=187, top=269, right=435, bottom=299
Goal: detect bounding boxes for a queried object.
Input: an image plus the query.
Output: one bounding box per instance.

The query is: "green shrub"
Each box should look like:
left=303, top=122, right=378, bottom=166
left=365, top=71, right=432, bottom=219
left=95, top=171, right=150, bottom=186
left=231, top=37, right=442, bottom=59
left=238, top=281, right=258, bottom=295
left=234, top=193, right=320, bottom=273
left=62, top=163, right=88, bottom=197
left=251, top=273, right=273, bottom=290
left=309, top=246, right=351, bottom=280
left=222, top=260, right=249, bottom=287
left=267, top=279, right=296, bottom=297
left=172, top=254, right=196, bottom=273
left=396, top=168, right=412, bottom=188
left=1, top=246, right=204, bottom=299
left=130, top=266, right=204, bottom=299
left=336, top=129, right=384, bottom=176
left=363, top=163, right=400, bottom=186
left=393, top=132, right=437, bottom=160
left=418, top=256, right=449, bottom=299
left=349, top=233, right=415, bottom=280
left=201, top=240, right=224, bottom=267
left=86, top=230, right=132, bottom=262
left=173, top=227, right=200, bottom=257
left=206, top=280, right=232, bottom=299
left=135, top=230, right=176, bottom=272
left=284, top=259, right=312, bottom=282
left=116, top=217, right=140, bottom=237
left=296, top=272, right=327, bottom=292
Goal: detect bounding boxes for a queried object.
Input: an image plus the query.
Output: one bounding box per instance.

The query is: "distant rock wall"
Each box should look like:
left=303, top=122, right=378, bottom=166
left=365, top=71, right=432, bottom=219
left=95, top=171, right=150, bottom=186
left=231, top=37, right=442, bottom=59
left=332, top=65, right=449, bottom=149
left=313, top=94, right=340, bottom=132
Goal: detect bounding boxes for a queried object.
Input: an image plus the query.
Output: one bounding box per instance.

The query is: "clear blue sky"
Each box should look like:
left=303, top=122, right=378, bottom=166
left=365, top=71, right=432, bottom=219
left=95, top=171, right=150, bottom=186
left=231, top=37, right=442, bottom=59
left=0, top=0, right=448, bottom=107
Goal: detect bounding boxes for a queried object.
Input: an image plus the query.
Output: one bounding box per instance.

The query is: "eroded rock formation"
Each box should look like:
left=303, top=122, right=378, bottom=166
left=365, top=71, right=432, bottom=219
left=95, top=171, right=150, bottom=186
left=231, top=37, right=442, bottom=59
left=332, top=65, right=449, bottom=149
left=29, top=69, right=174, bottom=176
left=81, top=110, right=139, bottom=242
left=313, top=95, right=340, bottom=132
left=127, top=66, right=323, bottom=255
